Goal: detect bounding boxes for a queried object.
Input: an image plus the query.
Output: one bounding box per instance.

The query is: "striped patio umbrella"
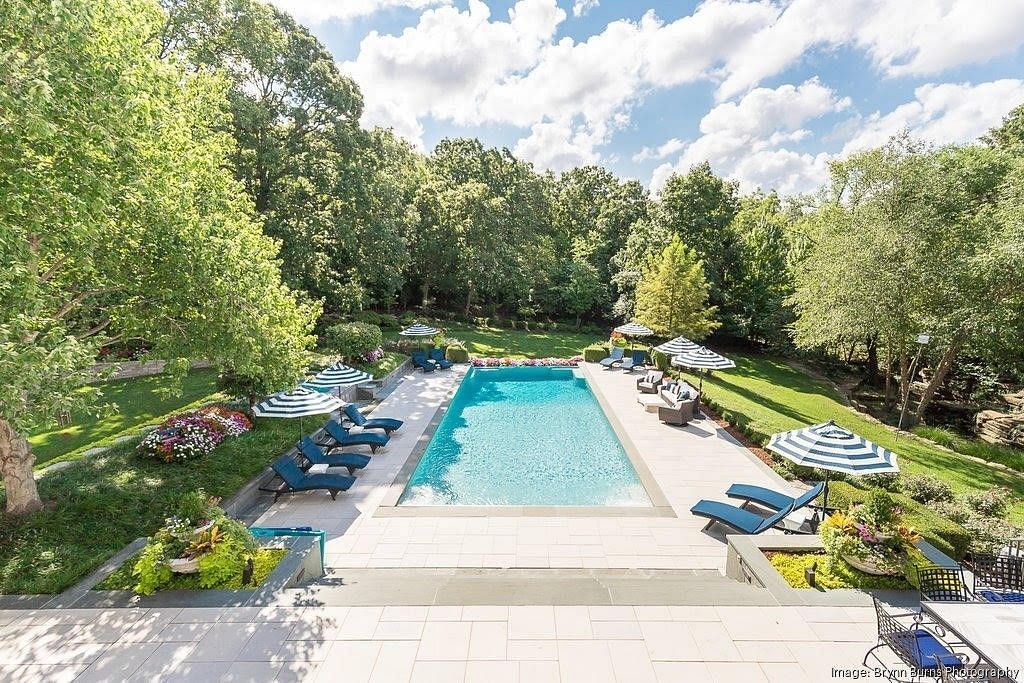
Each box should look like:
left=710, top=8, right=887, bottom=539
left=671, top=346, right=735, bottom=393
left=654, top=335, right=699, bottom=355
left=253, top=387, right=344, bottom=442
left=399, top=323, right=439, bottom=336
left=614, top=322, right=654, bottom=337
left=301, top=363, right=373, bottom=393
left=767, top=420, right=900, bottom=511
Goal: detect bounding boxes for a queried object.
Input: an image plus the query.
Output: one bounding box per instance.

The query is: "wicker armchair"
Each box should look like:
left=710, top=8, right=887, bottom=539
left=636, top=370, right=664, bottom=394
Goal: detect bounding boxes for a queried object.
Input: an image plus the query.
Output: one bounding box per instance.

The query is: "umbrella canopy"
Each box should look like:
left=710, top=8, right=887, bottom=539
left=767, top=420, right=899, bottom=476
left=654, top=335, right=699, bottom=355
left=253, top=387, right=344, bottom=419
left=301, top=363, right=373, bottom=392
left=767, top=419, right=900, bottom=513
left=614, top=322, right=654, bottom=337
left=671, top=346, right=736, bottom=371
left=399, top=323, right=439, bottom=336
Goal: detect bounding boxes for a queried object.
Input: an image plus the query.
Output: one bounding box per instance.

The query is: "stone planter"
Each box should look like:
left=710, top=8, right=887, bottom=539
left=842, top=554, right=900, bottom=576
left=168, top=558, right=199, bottom=574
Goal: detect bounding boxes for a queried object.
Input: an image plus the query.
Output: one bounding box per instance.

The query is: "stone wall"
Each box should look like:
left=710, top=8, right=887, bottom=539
left=90, top=359, right=212, bottom=381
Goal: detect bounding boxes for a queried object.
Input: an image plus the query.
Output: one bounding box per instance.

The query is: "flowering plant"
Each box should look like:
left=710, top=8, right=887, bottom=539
left=138, top=406, right=251, bottom=462
left=821, top=491, right=922, bottom=576
left=361, top=346, right=385, bottom=363
left=471, top=356, right=583, bottom=367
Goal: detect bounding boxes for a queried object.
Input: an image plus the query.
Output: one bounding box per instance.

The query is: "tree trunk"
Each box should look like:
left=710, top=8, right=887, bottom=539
left=464, top=282, right=474, bottom=317
left=865, top=336, right=879, bottom=384
left=883, top=344, right=895, bottom=409
left=915, top=335, right=963, bottom=422
left=0, top=417, right=43, bottom=515
left=421, top=282, right=430, bottom=308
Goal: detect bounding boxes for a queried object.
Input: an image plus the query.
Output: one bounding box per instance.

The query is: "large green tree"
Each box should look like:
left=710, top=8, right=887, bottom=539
left=634, top=236, right=719, bottom=339
left=0, top=0, right=318, bottom=514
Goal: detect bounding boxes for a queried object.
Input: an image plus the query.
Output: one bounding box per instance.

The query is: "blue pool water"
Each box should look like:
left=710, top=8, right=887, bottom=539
left=399, top=366, right=651, bottom=506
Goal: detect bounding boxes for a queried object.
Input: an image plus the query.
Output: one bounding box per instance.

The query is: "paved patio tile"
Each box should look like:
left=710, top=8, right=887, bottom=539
left=558, top=641, right=616, bottom=683
left=465, top=660, right=518, bottom=683
left=222, top=660, right=283, bottom=681
left=186, top=623, right=258, bottom=662
left=417, top=621, right=472, bottom=660
left=653, top=661, right=712, bottom=682
left=0, top=664, right=86, bottom=682
left=468, top=621, right=507, bottom=660
left=509, top=606, right=556, bottom=639
left=316, top=641, right=381, bottom=683
left=410, top=660, right=467, bottom=683
left=74, top=642, right=158, bottom=681
left=554, top=606, right=593, bottom=639
left=608, top=640, right=657, bottom=682
left=236, top=622, right=293, bottom=661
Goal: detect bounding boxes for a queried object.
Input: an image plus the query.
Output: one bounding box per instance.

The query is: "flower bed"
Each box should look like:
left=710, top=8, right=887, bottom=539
left=138, top=405, right=251, bottom=462
left=110, top=490, right=281, bottom=595
left=471, top=356, right=583, bottom=367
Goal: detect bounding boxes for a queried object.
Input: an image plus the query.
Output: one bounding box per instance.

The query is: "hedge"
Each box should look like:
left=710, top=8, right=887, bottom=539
left=825, top=481, right=971, bottom=560
left=446, top=344, right=469, bottom=363
left=583, top=343, right=609, bottom=363
left=322, top=322, right=382, bottom=359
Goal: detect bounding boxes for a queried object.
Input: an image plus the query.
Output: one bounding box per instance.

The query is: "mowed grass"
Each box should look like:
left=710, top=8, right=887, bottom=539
left=680, top=354, right=1024, bottom=523
left=388, top=324, right=601, bottom=359
left=28, top=369, right=223, bottom=466
left=0, top=416, right=307, bottom=594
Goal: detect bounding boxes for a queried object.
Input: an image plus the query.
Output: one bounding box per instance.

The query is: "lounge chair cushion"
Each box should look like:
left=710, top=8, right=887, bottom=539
left=271, top=456, right=355, bottom=492
left=726, top=482, right=825, bottom=512
left=324, top=420, right=389, bottom=447
left=344, top=404, right=404, bottom=432
left=979, top=589, right=1024, bottom=603
left=300, top=437, right=371, bottom=471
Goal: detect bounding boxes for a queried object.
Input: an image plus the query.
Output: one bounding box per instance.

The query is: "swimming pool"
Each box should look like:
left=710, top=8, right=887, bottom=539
left=398, top=366, right=651, bottom=506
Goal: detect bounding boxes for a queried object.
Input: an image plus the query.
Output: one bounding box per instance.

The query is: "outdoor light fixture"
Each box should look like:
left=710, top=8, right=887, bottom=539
left=805, top=561, right=817, bottom=588
left=898, top=333, right=931, bottom=430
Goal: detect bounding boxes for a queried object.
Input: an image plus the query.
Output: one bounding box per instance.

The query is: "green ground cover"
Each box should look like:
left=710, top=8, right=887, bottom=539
left=0, top=416, right=306, bottom=594
left=681, top=354, right=1024, bottom=523
left=766, top=551, right=911, bottom=591
left=28, top=369, right=223, bottom=466
left=350, top=351, right=406, bottom=378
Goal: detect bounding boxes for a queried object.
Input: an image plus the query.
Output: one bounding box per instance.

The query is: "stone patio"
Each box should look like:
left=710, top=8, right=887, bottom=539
left=254, top=363, right=800, bottom=573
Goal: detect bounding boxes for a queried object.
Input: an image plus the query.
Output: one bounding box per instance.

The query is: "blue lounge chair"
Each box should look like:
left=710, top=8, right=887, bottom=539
left=429, top=348, right=454, bottom=369
left=619, top=350, right=647, bottom=372
left=690, top=499, right=795, bottom=535
left=726, top=481, right=826, bottom=514
left=321, top=419, right=389, bottom=453
left=411, top=350, right=437, bottom=372
left=264, top=456, right=355, bottom=501
left=599, top=347, right=625, bottom=368
left=299, top=437, right=371, bottom=475
left=344, top=403, right=403, bottom=434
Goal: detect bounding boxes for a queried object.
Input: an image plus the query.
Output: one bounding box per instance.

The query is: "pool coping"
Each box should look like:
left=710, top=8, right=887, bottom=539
left=375, top=365, right=676, bottom=518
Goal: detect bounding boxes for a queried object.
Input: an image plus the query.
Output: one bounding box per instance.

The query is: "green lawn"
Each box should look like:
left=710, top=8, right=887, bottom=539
left=681, top=354, right=1024, bottom=523
left=912, top=424, right=1024, bottom=473
left=0, top=416, right=305, bottom=594
left=28, top=369, right=223, bottom=466
left=388, top=324, right=602, bottom=359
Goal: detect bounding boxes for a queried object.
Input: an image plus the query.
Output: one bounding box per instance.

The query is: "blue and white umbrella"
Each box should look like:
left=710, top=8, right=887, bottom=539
left=253, top=387, right=344, bottom=442
left=671, top=346, right=735, bottom=371
left=654, top=335, right=699, bottom=355
left=302, top=363, right=373, bottom=393
left=767, top=420, right=900, bottom=511
left=399, top=323, right=439, bottom=336
left=614, top=322, right=654, bottom=337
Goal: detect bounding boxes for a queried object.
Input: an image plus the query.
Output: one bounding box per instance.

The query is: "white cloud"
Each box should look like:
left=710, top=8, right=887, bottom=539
left=513, top=120, right=601, bottom=171
left=632, top=138, right=685, bottom=163
left=842, top=79, right=1024, bottom=155
left=650, top=79, right=849, bottom=193
left=572, top=0, right=598, bottom=18
left=269, top=0, right=450, bottom=25
left=716, top=0, right=1024, bottom=99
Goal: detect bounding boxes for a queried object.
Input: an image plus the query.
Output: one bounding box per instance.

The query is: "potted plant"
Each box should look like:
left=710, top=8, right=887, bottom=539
left=821, top=491, right=923, bottom=576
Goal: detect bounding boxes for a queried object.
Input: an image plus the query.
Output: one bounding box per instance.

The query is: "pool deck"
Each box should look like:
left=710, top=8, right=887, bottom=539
left=0, top=363, right=901, bottom=681
left=254, top=362, right=800, bottom=573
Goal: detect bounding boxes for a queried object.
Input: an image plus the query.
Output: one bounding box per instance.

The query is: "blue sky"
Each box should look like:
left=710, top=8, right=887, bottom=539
left=270, top=0, right=1024, bottom=194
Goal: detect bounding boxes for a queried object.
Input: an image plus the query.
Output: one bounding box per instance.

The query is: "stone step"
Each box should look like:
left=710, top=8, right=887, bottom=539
left=276, top=568, right=777, bottom=607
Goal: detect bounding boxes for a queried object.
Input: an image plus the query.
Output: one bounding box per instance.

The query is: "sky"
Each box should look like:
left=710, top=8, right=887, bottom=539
left=268, top=0, right=1024, bottom=195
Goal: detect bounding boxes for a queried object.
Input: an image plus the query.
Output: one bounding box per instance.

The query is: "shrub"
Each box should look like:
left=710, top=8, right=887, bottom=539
left=446, top=344, right=469, bottom=363
left=961, top=486, right=1012, bottom=517
left=353, top=311, right=382, bottom=326
left=860, top=473, right=902, bottom=492
left=931, top=500, right=972, bottom=525
left=900, top=474, right=953, bottom=503
left=176, top=490, right=214, bottom=525
left=961, top=516, right=1022, bottom=555
left=651, top=349, right=672, bottom=372
left=322, top=322, right=383, bottom=360
left=378, top=313, right=399, bottom=329
left=399, top=311, right=417, bottom=326
left=583, top=343, right=609, bottom=363
left=137, top=406, right=251, bottom=463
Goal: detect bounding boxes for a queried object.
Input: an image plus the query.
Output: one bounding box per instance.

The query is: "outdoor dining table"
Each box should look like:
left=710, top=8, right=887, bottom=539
left=922, top=602, right=1024, bottom=681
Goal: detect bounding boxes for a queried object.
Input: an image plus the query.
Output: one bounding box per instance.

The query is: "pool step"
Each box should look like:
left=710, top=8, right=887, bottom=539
left=278, top=568, right=777, bottom=607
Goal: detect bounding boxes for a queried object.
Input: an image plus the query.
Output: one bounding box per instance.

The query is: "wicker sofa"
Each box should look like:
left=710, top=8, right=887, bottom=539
left=657, top=380, right=700, bottom=425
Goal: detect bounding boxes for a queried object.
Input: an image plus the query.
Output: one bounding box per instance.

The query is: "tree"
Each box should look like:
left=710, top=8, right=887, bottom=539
left=0, top=0, right=318, bottom=514
left=634, top=236, right=719, bottom=339
left=730, top=193, right=795, bottom=346
left=541, top=259, right=605, bottom=328
left=655, top=162, right=741, bottom=332
left=985, top=103, right=1024, bottom=151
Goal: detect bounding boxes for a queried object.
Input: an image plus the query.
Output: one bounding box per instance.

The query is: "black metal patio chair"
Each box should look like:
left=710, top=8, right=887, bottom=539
left=971, top=553, right=1024, bottom=603
left=916, top=565, right=977, bottom=604
left=864, top=597, right=970, bottom=682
